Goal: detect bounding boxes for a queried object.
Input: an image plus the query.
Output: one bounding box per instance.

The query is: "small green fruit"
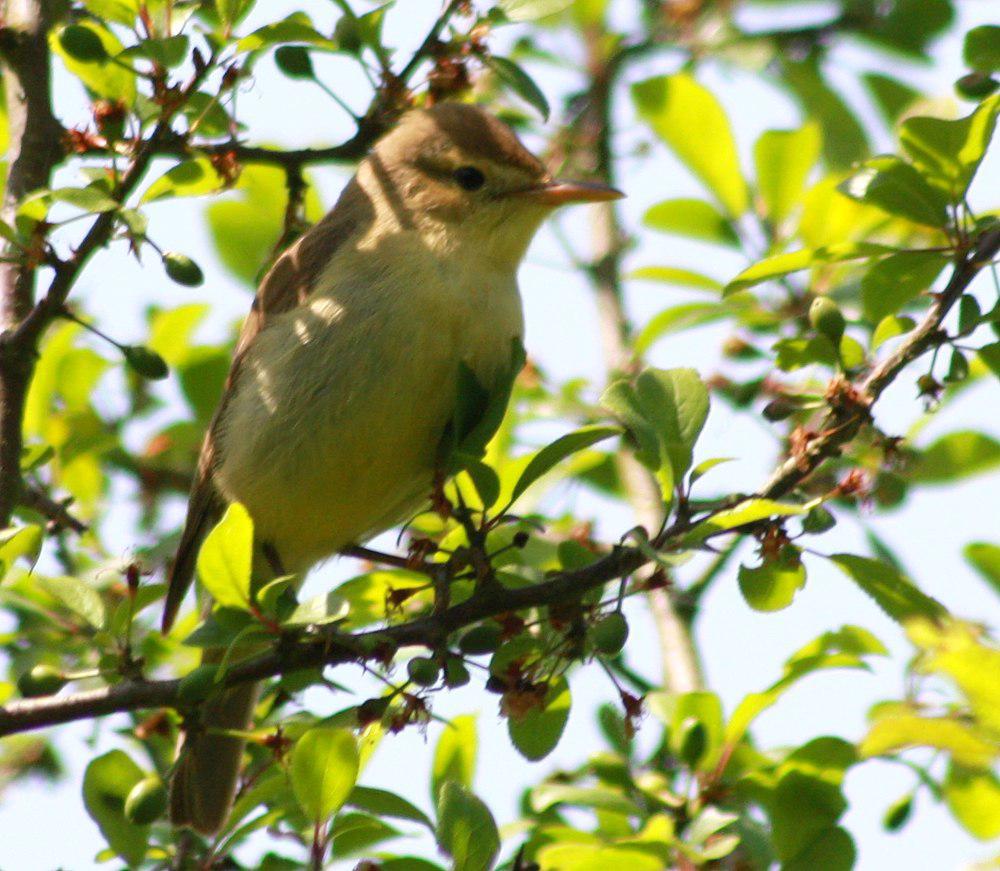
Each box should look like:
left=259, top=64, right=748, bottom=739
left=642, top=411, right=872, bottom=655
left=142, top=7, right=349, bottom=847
left=407, top=656, right=439, bottom=687
left=162, top=251, right=204, bottom=287
left=124, top=776, right=168, bottom=825
left=17, top=664, right=67, bottom=698
left=589, top=612, right=629, bottom=655
left=809, top=297, right=846, bottom=347
left=122, top=345, right=168, bottom=380
left=457, top=623, right=501, bottom=656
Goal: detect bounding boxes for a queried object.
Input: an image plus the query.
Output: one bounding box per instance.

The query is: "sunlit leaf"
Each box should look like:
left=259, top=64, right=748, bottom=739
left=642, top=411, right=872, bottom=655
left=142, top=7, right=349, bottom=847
left=753, top=123, right=821, bottom=224
left=290, top=728, right=360, bottom=822
left=50, top=21, right=136, bottom=106
left=944, top=763, right=1000, bottom=840
left=632, top=74, right=748, bottom=217
left=196, top=503, right=253, bottom=612
left=643, top=198, right=739, bottom=246
left=910, top=431, right=1000, bottom=483
left=738, top=548, right=807, bottom=612
left=432, top=714, right=476, bottom=802
left=509, top=426, right=620, bottom=505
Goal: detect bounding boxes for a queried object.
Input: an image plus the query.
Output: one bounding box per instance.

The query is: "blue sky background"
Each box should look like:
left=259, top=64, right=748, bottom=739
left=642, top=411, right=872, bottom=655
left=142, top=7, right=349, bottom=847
left=1, top=1, right=998, bottom=867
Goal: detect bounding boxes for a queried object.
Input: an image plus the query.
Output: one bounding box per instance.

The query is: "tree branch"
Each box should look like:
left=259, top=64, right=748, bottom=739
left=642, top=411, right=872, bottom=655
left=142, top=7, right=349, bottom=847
left=1, top=216, right=994, bottom=737
left=0, top=0, right=63, bottom=526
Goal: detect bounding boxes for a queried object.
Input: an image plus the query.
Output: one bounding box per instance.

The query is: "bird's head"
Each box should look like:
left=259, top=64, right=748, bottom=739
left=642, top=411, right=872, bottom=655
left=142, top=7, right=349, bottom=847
left=356, top=102, right=623, bottom=267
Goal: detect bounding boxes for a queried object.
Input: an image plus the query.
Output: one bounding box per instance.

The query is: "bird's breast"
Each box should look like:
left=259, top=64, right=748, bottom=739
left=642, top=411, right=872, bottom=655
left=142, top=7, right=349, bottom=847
left=213, top=246, right=524, bottom=570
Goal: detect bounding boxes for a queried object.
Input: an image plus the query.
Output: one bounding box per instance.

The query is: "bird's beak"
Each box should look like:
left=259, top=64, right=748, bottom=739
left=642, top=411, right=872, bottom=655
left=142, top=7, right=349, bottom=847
left=505, top=179, right=625, bottom=206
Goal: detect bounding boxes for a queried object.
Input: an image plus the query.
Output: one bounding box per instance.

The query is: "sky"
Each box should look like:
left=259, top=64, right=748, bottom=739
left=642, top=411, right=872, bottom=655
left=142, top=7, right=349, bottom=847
left=1, top=1, right=998, bottom=868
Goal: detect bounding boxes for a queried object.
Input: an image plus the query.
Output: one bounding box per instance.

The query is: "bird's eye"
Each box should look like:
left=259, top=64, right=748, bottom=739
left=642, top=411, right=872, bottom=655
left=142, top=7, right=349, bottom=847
left=453, top=166, right=486, bottom=191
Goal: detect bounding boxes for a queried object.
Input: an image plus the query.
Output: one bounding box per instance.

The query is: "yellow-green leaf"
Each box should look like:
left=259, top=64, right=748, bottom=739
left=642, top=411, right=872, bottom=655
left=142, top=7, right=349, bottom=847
left=753, top=123, right=821, bottom=224
left=632, top=74, right=748, bottom=217
left=197, top=503, right=253, bottom=611
left=290, top=728, right=360, bottom=822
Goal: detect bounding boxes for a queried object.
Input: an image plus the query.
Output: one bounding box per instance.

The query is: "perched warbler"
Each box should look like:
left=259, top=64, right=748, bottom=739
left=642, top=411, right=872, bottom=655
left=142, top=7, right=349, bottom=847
left=162, top=102, right=622, bottom=833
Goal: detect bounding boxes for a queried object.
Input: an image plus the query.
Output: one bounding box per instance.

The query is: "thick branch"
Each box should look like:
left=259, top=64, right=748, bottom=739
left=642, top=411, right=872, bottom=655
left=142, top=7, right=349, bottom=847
left=0, top=0, right=62, bottom=525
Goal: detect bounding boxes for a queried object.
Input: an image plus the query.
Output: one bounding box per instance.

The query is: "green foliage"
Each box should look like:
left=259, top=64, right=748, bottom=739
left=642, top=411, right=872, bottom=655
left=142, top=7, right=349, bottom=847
left=290, top=728, right=360, bottom=822
left=4, top=1, right=1000, bottom=868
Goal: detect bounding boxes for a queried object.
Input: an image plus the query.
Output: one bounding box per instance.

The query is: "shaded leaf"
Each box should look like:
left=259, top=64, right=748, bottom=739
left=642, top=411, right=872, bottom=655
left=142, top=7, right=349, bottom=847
left=436, top=782, right=500, bottom=871
left=508, top=676, right=571, bottom=761
left=860, top=251, right=948, bottom=322
left=82, top=751, right=148, bottom=866
left=910, top=430, right=1000, bottom=483
left=487, top=56, right=549, bottom=120
left=509, top=426, right=620, bottom=505
left=829, top=554, right=946, bottom=623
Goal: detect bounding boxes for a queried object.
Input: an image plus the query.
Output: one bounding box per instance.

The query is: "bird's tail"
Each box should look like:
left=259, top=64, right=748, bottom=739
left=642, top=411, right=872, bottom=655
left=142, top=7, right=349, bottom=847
left=169, top=666, right=261, bottom=835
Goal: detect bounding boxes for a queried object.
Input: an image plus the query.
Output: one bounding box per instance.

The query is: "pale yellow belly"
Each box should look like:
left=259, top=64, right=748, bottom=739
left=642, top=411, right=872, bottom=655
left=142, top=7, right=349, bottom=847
left=212, top=273, right=522, bottom=573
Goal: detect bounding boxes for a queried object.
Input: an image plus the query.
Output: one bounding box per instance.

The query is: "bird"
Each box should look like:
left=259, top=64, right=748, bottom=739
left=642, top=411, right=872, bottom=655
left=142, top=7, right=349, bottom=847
left=161, top=101, right=623, bottom=834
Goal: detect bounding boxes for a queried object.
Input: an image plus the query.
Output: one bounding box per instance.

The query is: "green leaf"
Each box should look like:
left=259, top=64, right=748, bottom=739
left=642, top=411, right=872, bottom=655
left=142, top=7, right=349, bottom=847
left=197, top=502, right=253, bottom=612
left=781, top=826, right=855, bottom=871
left=539, top=844, right=666, bottom=870
left=215, top=0, right=253, bottom=29
left=508, top=676, right=571, bottom=761
left=497, top=0, right=573, bottom=19
left=860, top=252, right=948, bottom=322
left=487, top=56, right=550, bottom=120
left=121, top=34, right=190, bottom=68
left=965, top=542, right=1000, bottom=597
left=738, top=549, right=806, bottom=612
left=910, top=430, right=1000, bottom=483
left=329, top=811, right=400, bottom=857
left=436, top=782, right=500, bottom=871
left=58, top=24, right=107, bottom=61
left=530, top=783, right=636, bottom=815
left=0, top=524, right=43, bottom=578
left=347, top=786, right=434, bottom=831
left=634, top=303, right=727, bottom=354
left=839, top=156, right=949, bottom=227
left=861, top=714, right=997, bottom=768
left=900, top=97, right=1000, bottom=200
left=509, top=426, right=620, bottom=505
left=629, top=266, right=723, bottom=292
left=142, top=158, right=225, bottom=203
left=683, top=499, right=804, bottom=545
left=50, top=186, right=118, bottom=213
left=724, top=249, right=813, bottom=295
left=290, top=728, right=360, bottom=822
left=632, top=74, right=748, bottom=217
left=872, top=315, right=916, bottom=350
left=81, top=0, right=139, bottom=27
left=648, top=690, right=724, bottom=771
left=829, top=554, right=946, bottom=623
left=643, top=198, right=739, bottom=246
left=862, top=73, right=921, bottom=125
left=284, top=590, right=348, bottom=626
left=725, top=626, right=886, bottom=747
left=432, top=714, right=476, bottom=802
left=635, top=367, right=710, bottom=483
left=82, top=751, right=148, bottom=866
left=237, top=13, right=334, bottom=52
left=944, top=763, right=1000, bottom=840
left=274, top=45, right=314, bottom=79
left=207, top=164, right=324, bottom=284
left=36, top=574, right=106, bottom=629
left=965, top=25, right=1000, bottom=73
left=781, top=57, right=868, bottom=169
left=50, top=21, right=136, bottom=106
left=753, top=123, right=821, bottom=224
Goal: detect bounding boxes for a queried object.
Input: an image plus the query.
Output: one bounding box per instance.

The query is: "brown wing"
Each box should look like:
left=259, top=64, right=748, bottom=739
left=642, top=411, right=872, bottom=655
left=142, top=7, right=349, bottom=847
left=161, top=185, right=367, bottom=631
